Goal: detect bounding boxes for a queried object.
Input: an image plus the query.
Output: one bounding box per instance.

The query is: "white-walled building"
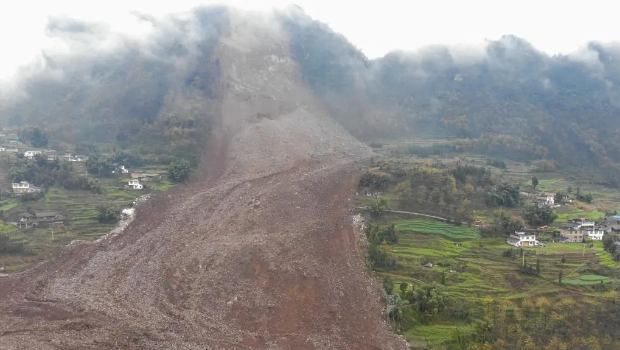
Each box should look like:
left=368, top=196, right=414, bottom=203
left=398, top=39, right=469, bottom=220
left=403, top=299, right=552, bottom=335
left=126, top=179, right=143, bottom=190
left=24, top=150, right=41, bottom=159
left=507, top=232, right=540, bottom=247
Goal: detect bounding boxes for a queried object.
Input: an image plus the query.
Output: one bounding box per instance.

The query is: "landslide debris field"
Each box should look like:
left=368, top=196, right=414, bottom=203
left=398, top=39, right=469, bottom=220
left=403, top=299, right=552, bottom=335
left=0, top=11, right=406, bottom=350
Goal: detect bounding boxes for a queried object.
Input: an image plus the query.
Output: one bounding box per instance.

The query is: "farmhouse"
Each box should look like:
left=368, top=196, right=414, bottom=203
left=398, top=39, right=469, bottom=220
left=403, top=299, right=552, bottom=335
left=559, top=229, right=584, bottom=243
left=33, top=211, right=64, bottom=223
left=11, top=181, right=41, bottom=195
left=5, top=134, right=20, bottom=144
left=24, top=150, right=42, bottom=159
left=46, top=151, right=59, bottom=161
left=18, top=211, right=65, bottom=228
left=131, top=173, right=161, bottom=182
left=113, top=165, right=129, bottom=174
left=506, top=231, right=541, bottom=247
left=598, top=215, right=620, bottom=232
left=125, top=179, right=143, bottom=190
left=536, top=194, right=555, bottom=207
left=560, top=219, right=607, bottom=241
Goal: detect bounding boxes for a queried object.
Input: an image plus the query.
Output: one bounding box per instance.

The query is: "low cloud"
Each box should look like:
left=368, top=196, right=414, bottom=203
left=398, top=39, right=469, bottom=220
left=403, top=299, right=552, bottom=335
left=0, top=6, right=229, bottom=105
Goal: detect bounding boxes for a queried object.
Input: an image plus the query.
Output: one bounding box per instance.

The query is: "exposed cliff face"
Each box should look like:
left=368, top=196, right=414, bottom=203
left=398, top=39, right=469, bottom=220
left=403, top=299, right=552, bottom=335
left=0, top=9, right=406, bottom=350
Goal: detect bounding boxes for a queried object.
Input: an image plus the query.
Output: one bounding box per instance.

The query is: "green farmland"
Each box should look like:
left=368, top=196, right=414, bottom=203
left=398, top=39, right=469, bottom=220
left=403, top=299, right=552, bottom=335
left=0, top=171, right=171, bottom=272
left=375, top=218, right=620, bottom=349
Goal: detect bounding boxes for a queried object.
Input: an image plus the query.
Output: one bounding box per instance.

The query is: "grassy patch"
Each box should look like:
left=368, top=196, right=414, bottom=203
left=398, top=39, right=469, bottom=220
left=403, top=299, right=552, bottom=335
left=555, top=205, right=605, bottom=222
left=563, top=274, right=611, bottom=285
left=395, top=220, right=480, bottom=240
left=404, top=324, right=474, bottom=348
left=0, top=201, right=19, bottom=212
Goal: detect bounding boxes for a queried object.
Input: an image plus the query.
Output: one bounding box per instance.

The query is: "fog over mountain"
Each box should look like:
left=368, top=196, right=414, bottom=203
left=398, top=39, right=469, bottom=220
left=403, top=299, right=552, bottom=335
left=3, top=5, right=620, bottom=178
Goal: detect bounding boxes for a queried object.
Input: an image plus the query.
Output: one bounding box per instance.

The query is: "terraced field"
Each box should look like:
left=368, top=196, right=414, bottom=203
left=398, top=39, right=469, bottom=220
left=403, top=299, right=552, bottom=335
left=0, top=171, right=171, bottom=271
left=377, top=220, right=620, bottom=347
left=395, top=219, right=480, bottom=240
left=563, top=274, right=612, bottom=286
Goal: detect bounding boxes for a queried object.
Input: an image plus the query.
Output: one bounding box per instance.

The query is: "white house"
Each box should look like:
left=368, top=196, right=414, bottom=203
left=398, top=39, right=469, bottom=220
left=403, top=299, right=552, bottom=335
left=126, top=179, right=143, bottom=190
left=536, top=195, right=555, bottom=207
left=24, top=150, right=42, bottom=159
left=11, top=181, right=41, bottom=194
left=12, top=181, right=30, bottom=194
left=113, top=165, right=130, bottom=175
left=585, top=229, right=606, bottom=241
left=575, top=221, right=596, bottom=230
left=0, top=147, right=6, bottom=152
left=507, top=232, right=540, bottom=247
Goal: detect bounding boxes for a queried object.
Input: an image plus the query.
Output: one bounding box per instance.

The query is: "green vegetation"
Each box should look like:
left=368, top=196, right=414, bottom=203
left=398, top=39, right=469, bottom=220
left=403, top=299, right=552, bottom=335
left=562, top=274, right=611, bottom=286
left=285, top=10, right=620, bottom=184
left=370, top=216, right=620, bottom=349
left=359, top=152, right=620, bottom=349
left=406, top=144, right=464, bottom=157
left=522, top=204, right=558, bottom=226
left=169, top=158, right=192, bottom=183
left=0, top=150, right=173, bottom=272
left=96, top=204, right=121, bottom=224
left=395, top=220, right=479, bottom=240
left=20, top=127, right=49, bottom=148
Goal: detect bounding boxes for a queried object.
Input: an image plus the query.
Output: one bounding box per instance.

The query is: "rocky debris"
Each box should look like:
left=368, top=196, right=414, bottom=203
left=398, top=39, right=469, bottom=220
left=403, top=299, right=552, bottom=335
left=0, top=9, right=406, bottom=350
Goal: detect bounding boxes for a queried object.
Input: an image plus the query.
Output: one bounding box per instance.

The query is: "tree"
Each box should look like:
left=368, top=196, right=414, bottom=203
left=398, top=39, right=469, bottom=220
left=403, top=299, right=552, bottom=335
left=86, top=154, right=115, bottom=178
left=96, top=204, right=120, bottom=224
left=358, top=172, right=389, bottom=192
left=399, top=282, right=408, bottom=294
left=559, top=269, right=563, bottom=285
left=554, top=192, right=566, bottom=205
left=367, top=197, right=390, bottom=219
left=535, top=258, right=541, bottom=275
left=169, top=158, right=192, bottom=183
left=458, top=198, right=473, bottom=222
left=21, top=127, right=49, bottom=148
left=486, top=182, right=520, bottom=207
left=531, top=176, right=539, bottom=190
left=441, top=271, right=446, bottom=285
left=561, top=255, right=566, bottom=263
left=382, top=275, right=394, bottom=295
left=479, top=210, right=524, bottom=237
left=382, top=224, right=399, bottom=244
left=523, top=204, right=558, bottom=226
left=576, top=192, right=594, bottom=203
left=394, top=182, right=413, bottom=205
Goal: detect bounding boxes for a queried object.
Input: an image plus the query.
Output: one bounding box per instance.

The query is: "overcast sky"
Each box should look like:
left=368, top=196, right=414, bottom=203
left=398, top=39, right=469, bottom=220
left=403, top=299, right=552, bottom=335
left=0, top=0, right=617, bottom=80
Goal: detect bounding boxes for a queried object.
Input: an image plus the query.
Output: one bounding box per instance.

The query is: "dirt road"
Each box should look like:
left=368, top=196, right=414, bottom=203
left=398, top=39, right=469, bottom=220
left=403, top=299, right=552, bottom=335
left=0, top=10, right=406, bottom=350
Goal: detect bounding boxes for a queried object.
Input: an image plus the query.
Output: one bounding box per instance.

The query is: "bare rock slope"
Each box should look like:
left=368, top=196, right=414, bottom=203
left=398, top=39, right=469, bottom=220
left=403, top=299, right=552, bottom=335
left=0, top=10, right=406, bottom=350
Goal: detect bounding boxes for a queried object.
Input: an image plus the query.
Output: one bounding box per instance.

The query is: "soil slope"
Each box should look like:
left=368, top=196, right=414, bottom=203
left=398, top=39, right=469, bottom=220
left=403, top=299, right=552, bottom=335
left=0, top=10, right=406, bottom=350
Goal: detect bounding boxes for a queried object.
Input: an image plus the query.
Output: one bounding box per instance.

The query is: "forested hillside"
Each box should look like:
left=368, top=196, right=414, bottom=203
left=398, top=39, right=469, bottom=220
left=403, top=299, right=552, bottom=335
left=283, top=9, right=620, bottom=179
left=5, top=6, right=620, bottom=176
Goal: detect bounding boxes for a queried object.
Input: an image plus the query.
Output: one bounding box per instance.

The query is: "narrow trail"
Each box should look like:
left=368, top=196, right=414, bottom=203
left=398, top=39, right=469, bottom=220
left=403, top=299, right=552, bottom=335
left=356, top=206, right=451, bottom=221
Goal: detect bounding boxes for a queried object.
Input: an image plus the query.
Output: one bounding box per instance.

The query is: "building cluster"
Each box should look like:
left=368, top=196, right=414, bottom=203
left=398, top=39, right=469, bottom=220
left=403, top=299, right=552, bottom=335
left=556, top=218, right=606, bottom=243
left=506, top=217, right=613, bottom=247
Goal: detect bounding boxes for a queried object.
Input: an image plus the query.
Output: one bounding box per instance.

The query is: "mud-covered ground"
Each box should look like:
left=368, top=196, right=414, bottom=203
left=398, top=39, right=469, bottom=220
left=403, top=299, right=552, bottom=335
left=0, top=10, right=407, bottom=350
